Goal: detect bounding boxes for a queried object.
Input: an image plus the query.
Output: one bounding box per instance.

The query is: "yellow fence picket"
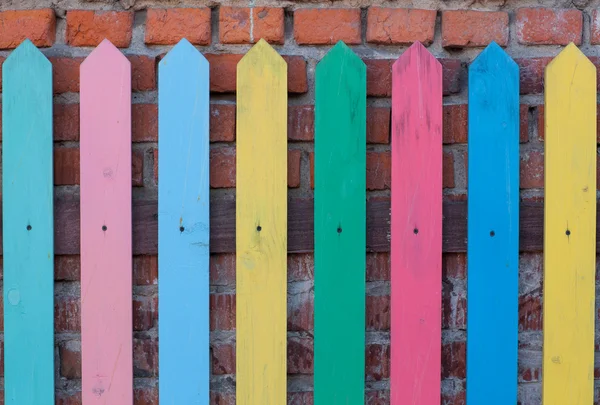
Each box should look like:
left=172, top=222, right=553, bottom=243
left=236, top=39, right=288, bottom=405
left=543, top=43, right=597, bottom=405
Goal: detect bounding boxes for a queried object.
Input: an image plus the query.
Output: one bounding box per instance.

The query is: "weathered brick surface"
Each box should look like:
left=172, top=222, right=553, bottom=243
left=294, top=9, right=361, bottom=45
left=516, top=8, right=582, bottom=45
left=1, top=2, right=585, bottom=402
left=220, top=7, right=284, bottom=44
left=146, top=8, right=211, bottom=45
left=367, top=8, right=436, bottom=45
left=66, top=10, right=134, bottom=47
left=0, top=9, right=55, bottom=49
left=442, top=11, right=509, bottom=48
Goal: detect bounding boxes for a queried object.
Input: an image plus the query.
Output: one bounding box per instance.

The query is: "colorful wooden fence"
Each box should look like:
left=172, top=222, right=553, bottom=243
left=2, top=37, right=599, bottom=404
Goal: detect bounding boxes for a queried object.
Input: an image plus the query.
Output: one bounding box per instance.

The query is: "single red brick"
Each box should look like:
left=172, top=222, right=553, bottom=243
left=440, top=59, right=463, bottom=95
left=520, top=105, right=529, bottom=143
left=54, top=147, right=80, bottom=185
left=212, top=343, right=235, bottom=374
left=132, top=104, right=157, bottom=142
left=443, top=104, right=468, bottom=144
left=132, top=150, right=144, bottom=187
left=211, top=147, right=236, bottom=188
left=51, top=57, right=83, bottom=93
left=288, top=289, right=313, bottom=332
left=366, top=344, right=390, bottom=381
left=59, top=340, right=81, bottom=379
left=367, top=252, right=390, bottom=281
left=441, top=341, right=466, bottom=378
left=516, top=8, right=582, bottom=45
left=54, top=104, right=80, bottom=141
left=366, top=295, right=390, bottom=330
left=0, top=9, right=55, bottom=49
left=443, top=253, right=466, bottom=279
left=210, top=294, right=236, bottom=330
left=288, top=253, right=314, bottom=281
left=211, top=104, right=236, bottom=142
left=365, top=59, right=393, bottom=97
left=443, top=151, right=455, bottom=188
left=55, top=295, right=81, bottom=333
left=519, top=295, right=542, bottom=331
left=220, top=7, right=284, bottom=44
left=442, top=11, right=508, bottom=48
left=66, top=10, right=133, bottom=47
left=288, top=336, right=314, bottom=374
left=206, top=54, right=243, bottom=93
left=283, top=55, right=308, bottom=94
left=133, top=255, right=158, bottom=285
left=133, top=336, right=158, bottom=377
left=134, top=387, right=158, bottom=405
left=210, top=253, right=236, bottom=286
left=367, top=151, right=391, bottom=190
left=520, top=149, right=544, bottom=189
left=288, top=106, right=314, bottom=141
left=129, top=55, right=157, bottom=91
left=516, top=57, right=551, bottom=95
left=294, top=9, right=361, bottom=45
left=146, top=8, right=211, bottom=45
left=55, top=255, right=80, bottom=281
left=133, top=295, right=157, bottom=331
left=367, top=8, right=436, bottom=45
left=367, top=107, right=390, bottom=144
left=288, top=149, right=302, bottom=188
left=591, top=10, right=600, bottom=45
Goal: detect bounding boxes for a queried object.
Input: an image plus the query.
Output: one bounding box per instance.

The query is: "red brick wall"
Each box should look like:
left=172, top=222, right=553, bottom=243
left=0, top=3, right=591, bottom=404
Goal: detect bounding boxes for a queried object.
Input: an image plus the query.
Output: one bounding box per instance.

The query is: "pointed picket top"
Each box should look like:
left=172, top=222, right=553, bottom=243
left=238, top=38, right=285, bottom=70
left=470, top=41, right=518, bottom=73
left=82, top=38, right=129, bottom=68
left=317, top=40, right=365, bottom=71
left=393, top=41, right=440, bottom=72
left=160, top=37, right=208, bottom=68
left=4, top=39, right=50, bottom=70
left=548, top=42, right=593, bottom=71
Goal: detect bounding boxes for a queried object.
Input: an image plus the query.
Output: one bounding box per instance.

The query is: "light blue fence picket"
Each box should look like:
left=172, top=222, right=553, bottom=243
left=158, top=38, right=211, bottom=404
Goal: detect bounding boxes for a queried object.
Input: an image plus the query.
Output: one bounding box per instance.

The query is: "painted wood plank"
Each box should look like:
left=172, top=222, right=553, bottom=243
left=236, top=38, right=287, bottom=405
left=2, top=39, right=54, bottom=405
left=543, top=43, right=597, bottom=405
left=390, top=41, right=442, bottom=405
left=80, top=39, right=133, bottom=404
left=314, top=41, right=366, bottom=405
left=467, top=42, right=519, bottom=405
left=158, top=38, right=210, bottom=404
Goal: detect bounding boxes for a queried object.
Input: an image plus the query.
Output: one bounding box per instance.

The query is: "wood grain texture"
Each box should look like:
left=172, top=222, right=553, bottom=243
left=158, top=39, right=210, bottom=405
left=2, top=39, right=54, bottom=405
left=314, top=41, right=366, bottom=405
left=467, top=42, right=519, bottom=405
left=543, top=43, right=597, bottom=405
left=80, top=39, right=133, bottom=405
left=390, top=41, right=442, bottom=405
left=236, top=39, right=287, bottom=405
